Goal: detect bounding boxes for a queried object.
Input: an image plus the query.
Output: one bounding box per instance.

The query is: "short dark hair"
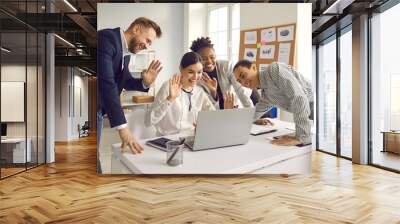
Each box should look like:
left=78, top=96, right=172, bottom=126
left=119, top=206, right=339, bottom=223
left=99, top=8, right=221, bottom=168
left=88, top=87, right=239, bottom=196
left=180, top=52, right=203, bottom=69
left=128, top=17, right=162, bottom=38
left=190, top=37, right=214, bottom=53
left=233, top=60, right=253, bottom=71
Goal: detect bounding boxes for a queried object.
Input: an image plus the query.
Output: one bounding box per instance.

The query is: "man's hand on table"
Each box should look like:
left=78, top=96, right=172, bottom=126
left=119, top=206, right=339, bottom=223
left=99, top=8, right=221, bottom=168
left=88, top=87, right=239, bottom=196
left=254, top=118, right=274, bottom=126
left=270, top=135, right=301, bottom=146
left=118, top=127, right=144, bottom=154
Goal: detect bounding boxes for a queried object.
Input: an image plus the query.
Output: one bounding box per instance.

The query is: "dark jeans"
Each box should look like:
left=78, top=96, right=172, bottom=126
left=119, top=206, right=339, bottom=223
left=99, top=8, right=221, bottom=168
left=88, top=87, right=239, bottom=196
left=309, top=102, right=314, bottom=121
left=97, top=111, right=103, bottom=174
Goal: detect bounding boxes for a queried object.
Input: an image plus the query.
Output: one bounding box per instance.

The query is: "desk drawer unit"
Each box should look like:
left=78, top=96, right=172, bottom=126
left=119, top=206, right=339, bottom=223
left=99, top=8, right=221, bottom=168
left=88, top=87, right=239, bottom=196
left=383, top=132, right=400, bottom=154
left=0, top=140, right=31, bottom=164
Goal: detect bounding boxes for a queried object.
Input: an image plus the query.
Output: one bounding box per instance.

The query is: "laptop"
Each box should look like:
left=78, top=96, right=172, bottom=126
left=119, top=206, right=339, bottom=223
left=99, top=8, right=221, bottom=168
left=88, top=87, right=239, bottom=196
left=184, top=107, right=255, bottom=151
left=145, top=108, right=255, bottom=151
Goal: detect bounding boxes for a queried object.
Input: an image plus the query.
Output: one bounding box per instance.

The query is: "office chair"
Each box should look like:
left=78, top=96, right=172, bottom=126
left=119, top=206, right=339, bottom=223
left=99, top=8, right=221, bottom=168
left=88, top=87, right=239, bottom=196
left=78, top=121, right=90, bottom=138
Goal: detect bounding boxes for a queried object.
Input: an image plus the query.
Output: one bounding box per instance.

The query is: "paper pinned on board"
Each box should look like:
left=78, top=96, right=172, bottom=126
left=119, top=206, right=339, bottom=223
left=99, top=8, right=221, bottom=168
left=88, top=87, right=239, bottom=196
left=277, top=25, right=294, bottom=42
left=244, top=31, right=257, bottom=44
left=277, top=43, right=291, bottom=64
left=261, top=28, right=276, bottom=43
left=244, top=48, right=257, bottom=62
left=260, top=45, right=275, bottom=59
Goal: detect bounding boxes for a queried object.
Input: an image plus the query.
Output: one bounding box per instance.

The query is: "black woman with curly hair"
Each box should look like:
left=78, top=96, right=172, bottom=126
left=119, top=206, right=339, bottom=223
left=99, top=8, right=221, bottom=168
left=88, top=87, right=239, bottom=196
left=190, top=37, right=255, bottom=110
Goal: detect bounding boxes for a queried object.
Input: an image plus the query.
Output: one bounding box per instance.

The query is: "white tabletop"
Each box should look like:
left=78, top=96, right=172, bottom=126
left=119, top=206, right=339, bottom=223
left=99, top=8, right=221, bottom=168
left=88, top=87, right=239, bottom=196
left=112, top=120, right=312, bottom=174
left=1, top=138, right=27, bottom=143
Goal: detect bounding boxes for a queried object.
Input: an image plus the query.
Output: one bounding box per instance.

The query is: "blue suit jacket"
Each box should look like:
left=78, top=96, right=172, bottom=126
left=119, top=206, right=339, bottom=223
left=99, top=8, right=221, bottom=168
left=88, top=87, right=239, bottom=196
left=97, top=27, right=149, bottom=127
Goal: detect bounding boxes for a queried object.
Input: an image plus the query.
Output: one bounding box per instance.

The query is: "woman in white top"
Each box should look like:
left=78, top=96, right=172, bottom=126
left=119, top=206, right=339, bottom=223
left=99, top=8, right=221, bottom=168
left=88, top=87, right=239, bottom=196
left=149, top=52, right=235, bottom=136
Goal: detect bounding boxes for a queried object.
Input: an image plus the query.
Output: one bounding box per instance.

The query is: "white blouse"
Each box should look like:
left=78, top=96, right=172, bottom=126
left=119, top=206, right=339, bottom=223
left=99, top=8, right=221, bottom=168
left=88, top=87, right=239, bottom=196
left=149, top=80, right=216, bottom=136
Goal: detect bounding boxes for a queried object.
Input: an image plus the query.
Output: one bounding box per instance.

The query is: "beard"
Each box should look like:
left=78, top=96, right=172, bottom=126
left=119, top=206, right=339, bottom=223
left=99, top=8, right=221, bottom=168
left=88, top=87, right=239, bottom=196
left=128, top=35, right=145, bottom=54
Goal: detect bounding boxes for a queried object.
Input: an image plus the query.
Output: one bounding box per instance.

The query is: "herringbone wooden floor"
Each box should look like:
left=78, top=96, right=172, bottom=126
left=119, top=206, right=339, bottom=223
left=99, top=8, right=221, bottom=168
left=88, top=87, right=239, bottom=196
left=1, top=134, right=400, bottom=224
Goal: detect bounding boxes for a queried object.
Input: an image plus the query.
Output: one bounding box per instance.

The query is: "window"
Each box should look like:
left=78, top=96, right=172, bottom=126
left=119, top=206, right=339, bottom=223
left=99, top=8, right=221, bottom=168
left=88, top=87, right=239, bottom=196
left=316, top=24, right=353, bottom=159
left=231, top=4, right=240, bottom=63
left=390, top=74, right=400, bottom=130
left=317, top=36, right=337, bottom=155
left=340, top=27, right=352, bottom=158
left=208, top=4, right=240, bottom=62
left=370, top=3, right=400, bottom=171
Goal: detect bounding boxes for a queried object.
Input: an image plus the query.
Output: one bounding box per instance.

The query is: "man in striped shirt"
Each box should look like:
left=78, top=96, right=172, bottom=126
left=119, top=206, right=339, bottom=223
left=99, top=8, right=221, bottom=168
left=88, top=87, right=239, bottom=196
left=233, top=60, right=314, bottom=146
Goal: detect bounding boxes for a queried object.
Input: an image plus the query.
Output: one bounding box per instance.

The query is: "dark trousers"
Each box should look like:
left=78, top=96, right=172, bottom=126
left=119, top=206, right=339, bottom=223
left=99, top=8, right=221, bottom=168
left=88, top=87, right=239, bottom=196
left=97, top=111, right=103, bottom=174
left=309, top=102, right=314, bottom=121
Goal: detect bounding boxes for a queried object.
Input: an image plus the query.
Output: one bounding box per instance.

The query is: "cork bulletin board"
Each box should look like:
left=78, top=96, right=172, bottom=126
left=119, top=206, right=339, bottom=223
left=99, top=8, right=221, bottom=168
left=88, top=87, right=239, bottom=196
left=239, top=23, right=296, bottom=72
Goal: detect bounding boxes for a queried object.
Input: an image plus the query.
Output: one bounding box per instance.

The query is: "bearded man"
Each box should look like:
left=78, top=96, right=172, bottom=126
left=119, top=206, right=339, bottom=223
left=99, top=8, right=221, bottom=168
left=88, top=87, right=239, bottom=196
left=97, top=17, right=162, bottom=172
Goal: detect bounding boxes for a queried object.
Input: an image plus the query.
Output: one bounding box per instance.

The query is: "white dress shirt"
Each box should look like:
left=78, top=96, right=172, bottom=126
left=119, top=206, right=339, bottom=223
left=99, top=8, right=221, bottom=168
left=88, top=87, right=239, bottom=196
left=149, top=80, right=216, bottom=136
left=115, top=28, right=148, bottom=130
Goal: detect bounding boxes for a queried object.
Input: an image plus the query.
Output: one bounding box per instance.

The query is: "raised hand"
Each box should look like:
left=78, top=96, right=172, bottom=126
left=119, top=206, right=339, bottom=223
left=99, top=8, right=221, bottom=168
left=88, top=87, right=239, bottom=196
left=223, top=92, right=236, bottom=109
left=142, top=60, right=163, bottom=86
left=201, top=72, right=218, bottom=99
left=167, top=75, right=181, bottom=102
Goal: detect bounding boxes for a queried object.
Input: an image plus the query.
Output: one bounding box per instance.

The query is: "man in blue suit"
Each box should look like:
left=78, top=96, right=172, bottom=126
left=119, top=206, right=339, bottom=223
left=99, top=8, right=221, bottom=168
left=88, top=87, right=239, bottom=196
left=97, top=17, right=162, bottom=171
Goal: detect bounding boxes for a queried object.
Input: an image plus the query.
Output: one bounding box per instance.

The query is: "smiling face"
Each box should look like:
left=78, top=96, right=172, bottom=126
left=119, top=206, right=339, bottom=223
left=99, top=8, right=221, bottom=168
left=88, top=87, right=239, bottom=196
left=180, top=62, right=203, bottom=88
left=197, top=47, right=216, bottom=73
left=128, top=26, right=157, bottom=54
left=233, top=64, right=260, bottom=89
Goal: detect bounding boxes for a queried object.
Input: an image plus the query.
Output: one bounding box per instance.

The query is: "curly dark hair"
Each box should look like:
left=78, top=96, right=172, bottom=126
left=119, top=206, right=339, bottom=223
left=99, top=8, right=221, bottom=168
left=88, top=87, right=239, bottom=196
left=190, top=37, right=214, bottom=53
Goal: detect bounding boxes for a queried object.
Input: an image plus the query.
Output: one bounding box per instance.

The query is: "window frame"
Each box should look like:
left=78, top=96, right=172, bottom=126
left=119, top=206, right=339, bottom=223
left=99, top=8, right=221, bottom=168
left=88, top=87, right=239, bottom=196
left=206, top=3, right=239, bottom=62
left=315, top=24, right=353, bottom=161
left=368, top=1, right=400, bottom=173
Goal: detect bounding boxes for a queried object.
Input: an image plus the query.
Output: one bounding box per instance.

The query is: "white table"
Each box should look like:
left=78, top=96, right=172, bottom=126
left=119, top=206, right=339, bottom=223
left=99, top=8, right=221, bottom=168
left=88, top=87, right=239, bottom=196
left=1, top=138, right=31, bottom=163
left=111, top=120, right=311, bottom=174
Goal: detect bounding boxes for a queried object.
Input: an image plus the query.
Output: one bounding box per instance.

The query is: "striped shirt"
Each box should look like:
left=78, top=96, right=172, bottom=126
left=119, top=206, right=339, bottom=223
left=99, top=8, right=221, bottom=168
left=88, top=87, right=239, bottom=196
left=255, top=62, right=314, bottom=144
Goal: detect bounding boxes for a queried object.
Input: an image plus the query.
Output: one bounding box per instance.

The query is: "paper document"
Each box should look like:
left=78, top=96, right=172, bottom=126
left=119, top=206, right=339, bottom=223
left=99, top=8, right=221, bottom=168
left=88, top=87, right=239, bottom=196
left=244, top=31, right=257, bottom=44
left=250, top=124, right=277, bottom=135
left=277, top=43, right=291, bottom=64
left=261, top=28, right=276, bottom=43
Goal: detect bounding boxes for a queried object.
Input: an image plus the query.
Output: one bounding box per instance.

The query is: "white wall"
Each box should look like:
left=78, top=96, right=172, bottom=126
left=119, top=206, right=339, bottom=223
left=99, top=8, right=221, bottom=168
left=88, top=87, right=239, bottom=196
left=72, top=74, right=89, bottom=138
left=1, top=64, right=46, bottom=163
left=97, top=3, right=185, bottom=93
left=240, top=3, right=298, bottom=29
left=240, top=3, right=311, bottom=122
left=54, top=67, right=89, bottom=141
left=184, top=3, right=208, bottom=51
left=1, top=65, right=39, bottom=137
left=55, top=67, right=70, bottom=141
left=296, top=4, right=312, bottom=81
left=1, top=65, right=26, bottom=139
